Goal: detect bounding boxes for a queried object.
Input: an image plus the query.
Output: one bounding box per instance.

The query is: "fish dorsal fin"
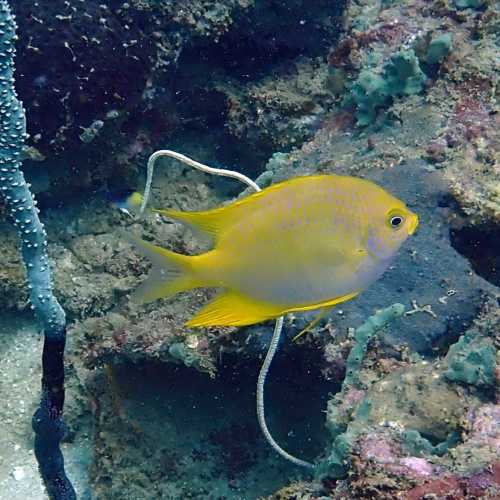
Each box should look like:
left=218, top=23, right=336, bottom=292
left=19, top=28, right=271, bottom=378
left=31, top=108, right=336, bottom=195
left=154, top=175, right=329, bottom=242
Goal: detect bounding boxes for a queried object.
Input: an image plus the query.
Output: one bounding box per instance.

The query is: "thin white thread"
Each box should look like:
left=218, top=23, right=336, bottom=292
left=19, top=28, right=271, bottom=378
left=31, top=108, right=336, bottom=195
left=141, top=149, right=315, bottom=468
left=257, top=316, right=316, bottom=468
left=140, top=150, right=260, bottom=214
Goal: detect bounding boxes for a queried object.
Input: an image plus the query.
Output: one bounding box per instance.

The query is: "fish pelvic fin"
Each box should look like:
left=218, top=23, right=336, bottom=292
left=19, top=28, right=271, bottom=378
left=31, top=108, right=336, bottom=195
left=290, top=291, right=360, bottom=341
left=125, top=233, right=203, bottom=304
left=292, top=306, right=334, bottom=342
left=186, top=291, right=283, bottom=328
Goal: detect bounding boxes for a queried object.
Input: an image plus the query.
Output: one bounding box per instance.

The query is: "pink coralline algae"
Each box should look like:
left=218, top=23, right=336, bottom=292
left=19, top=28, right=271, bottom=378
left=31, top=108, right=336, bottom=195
left=467, top=404, right=500, bottom=451
left=358, top=433, right=436, bottom=480
left=405, top=462, right=500, bottom=499
left=398, top=457, right=434, bottom=478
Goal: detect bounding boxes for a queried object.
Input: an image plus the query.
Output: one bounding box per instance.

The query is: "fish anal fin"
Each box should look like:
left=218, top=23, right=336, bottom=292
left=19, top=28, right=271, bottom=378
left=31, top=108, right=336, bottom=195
left=291, top=291, right=360, bottom=313
left=186, top=291, right=281, bottom=328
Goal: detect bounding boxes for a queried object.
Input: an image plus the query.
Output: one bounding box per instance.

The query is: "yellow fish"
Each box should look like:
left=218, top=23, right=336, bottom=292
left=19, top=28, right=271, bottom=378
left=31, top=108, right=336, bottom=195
left=127, top=175, right=418, bottom=327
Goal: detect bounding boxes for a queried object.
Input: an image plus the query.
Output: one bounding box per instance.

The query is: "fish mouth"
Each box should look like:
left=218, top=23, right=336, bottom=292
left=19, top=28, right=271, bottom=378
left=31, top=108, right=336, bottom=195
left=408, top=213, right=419, bottom=235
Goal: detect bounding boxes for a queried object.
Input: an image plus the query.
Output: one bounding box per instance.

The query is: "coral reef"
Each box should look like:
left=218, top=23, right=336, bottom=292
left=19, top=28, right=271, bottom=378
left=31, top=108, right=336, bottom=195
left=0, top=0, right=498, bottom=496
left=271, top=302, right=499, bottom=499
left=0, top=225, right=28, bottom=309
left=221, top=58, right=335, bottom=151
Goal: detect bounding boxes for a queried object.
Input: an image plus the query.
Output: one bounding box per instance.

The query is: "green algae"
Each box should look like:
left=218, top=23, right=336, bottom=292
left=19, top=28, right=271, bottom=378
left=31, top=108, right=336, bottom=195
left=344, top=303, right=405, bottom=387
left=426, top=34, right=453, bottom=65
left=444, top=334, right=496, bottom=388
left=347, top=49, right=427, bottom=126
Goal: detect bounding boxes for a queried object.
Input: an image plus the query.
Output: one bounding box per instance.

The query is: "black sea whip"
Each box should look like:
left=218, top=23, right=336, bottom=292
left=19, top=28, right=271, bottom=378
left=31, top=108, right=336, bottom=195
left=0, top=1, right=76, bottom=498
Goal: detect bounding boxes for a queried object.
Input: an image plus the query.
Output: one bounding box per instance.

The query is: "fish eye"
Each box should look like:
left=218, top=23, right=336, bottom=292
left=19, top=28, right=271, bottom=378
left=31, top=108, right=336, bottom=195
left=389, top=215, right=404, bottom=229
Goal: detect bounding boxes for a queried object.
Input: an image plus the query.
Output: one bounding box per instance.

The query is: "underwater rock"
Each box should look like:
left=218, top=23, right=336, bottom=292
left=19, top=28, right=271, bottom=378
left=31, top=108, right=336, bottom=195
left=13, top=0, right=155, bottom=157
left=11, top=0, right=347, bottom=200
left=367, top=363, right=468, bottom=444
left=320, top=359, right=476, bottom=480
left=0, top=225, right=28, bottom=310
left=404, top=462, right=500, bottom=499
left=221, top=58, right=335, bottom=151
left=310, top=301, right=499, bottom=497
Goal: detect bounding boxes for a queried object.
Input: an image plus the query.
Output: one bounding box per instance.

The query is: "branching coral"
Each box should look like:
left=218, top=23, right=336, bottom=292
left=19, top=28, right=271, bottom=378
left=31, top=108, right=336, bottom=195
left=320, top=303, right=405, bottom=477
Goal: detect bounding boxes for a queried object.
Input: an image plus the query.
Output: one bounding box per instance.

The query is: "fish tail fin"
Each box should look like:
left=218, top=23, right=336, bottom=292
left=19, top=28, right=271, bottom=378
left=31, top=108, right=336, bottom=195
left=186, top=291, right=282, bottom=328
left=125, top=233, right=204, bottom=303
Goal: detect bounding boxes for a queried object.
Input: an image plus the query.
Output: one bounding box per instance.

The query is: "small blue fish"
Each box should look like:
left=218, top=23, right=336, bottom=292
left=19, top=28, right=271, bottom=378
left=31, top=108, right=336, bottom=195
left=106, top=190, right=144, bottom=217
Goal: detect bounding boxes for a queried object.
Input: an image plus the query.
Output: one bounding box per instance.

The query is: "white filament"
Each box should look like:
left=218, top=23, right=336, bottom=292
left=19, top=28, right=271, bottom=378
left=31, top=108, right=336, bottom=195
left=257, top=316, right=316, bottom=468
left=140, top=149, right=260, bottom=214
left=141, top=149, right=315, bottom=469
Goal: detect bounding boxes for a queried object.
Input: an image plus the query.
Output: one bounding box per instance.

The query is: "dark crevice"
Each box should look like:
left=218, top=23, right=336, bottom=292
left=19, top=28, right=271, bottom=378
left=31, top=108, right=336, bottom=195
left=22, top=1, right=348, bottom=209
left=164, top=1, right=348, bottom=180
left=111, top=342, right=331, bottom=473
left=450, top=223, right=500, bottom=287
left=177, top=1, right=347, bottom=82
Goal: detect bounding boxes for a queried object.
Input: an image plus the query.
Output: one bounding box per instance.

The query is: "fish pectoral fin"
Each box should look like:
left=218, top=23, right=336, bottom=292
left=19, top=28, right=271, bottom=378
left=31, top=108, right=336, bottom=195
left=292, top=306, right=333, bottom=342
left=186, top=291, right=281, bottom=328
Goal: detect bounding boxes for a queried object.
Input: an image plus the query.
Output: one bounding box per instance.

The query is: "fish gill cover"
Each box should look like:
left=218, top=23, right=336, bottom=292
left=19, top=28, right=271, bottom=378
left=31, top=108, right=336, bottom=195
left=0, top=0, right=499, bottom=499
